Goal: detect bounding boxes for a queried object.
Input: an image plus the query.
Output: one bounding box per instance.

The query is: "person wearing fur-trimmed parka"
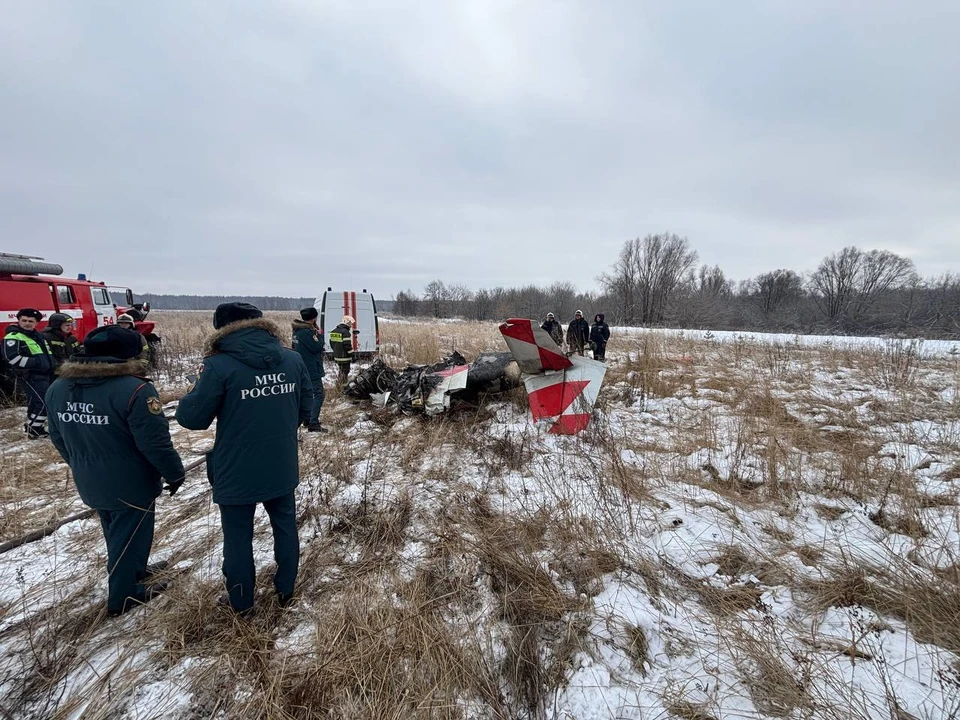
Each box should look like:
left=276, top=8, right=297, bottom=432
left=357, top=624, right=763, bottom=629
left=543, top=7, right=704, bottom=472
left=45, top=325, right=185, bottom=616
left=176, top=303, right=313, bottom=616
left=291, top=307, right=326, bottom=432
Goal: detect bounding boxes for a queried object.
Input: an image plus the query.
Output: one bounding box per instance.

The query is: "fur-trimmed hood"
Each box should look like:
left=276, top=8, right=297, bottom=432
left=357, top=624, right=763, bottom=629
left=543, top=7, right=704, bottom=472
left=58, top=357, right=149, bottom=379
left=290, top=319, right=316, bottom=333
left=204, top=318, right=281, bottom=357
left=203, top=317, right=285, bottom=370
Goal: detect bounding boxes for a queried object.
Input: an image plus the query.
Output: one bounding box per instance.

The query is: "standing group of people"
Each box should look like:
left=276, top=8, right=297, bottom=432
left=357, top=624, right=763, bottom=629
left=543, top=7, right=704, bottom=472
left=4, top=308, right=80, bottom=438
left=540, top=310, right=611, bottom=361
left=29, top=302, right=358, bottom=618
left=13, top=301, right=605, bottom=620
left=3, top=309, right=147, bottom=438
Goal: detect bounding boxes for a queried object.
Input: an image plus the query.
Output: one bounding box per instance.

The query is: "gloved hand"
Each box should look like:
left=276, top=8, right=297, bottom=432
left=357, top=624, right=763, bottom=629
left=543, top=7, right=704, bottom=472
left=164, top=478, right=184, bottom=496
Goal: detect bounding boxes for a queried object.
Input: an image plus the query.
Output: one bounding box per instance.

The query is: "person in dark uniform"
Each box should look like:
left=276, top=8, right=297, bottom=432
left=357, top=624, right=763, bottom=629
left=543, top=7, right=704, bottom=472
left=176, top=303, right=312, bottom=616
left=329, top=315, right=355, bottom=383
left=540, top=312, right=564, bottom=347
left=117, top=313, right=151, bottom=364
left=45, top=325, right=185, bottom=616
left=292, top=307, right=327, bottom=432
left=41, top=313, right=80, bottom=374
left=566, top=310, right=590, bottom=356
left=589, top=313, right=611, bottom=362
left=3, top=308, right=54, bottom=438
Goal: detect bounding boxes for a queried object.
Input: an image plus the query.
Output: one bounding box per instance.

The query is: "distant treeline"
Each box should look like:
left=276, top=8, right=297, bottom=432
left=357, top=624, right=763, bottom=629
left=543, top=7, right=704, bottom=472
left=136, top=293, right=393, bottom=312
left=138, top=295, right=315, bottom=311
left=394, top=234, right=960, bottom=339
left=138, top=294, right=396, bottom=313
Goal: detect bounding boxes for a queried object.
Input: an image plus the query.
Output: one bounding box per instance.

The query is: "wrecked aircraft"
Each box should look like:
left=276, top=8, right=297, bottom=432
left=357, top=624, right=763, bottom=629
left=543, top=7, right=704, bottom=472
left=498, top=318, right=607, bottom=434
left=343, top=318, right=605, bottom=433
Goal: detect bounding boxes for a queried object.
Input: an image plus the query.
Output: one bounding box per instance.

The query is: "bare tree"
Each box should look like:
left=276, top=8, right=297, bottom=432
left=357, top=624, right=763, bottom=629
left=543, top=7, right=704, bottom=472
left=423, top=280, right=448, bottom=318
left=546, top=280, right=577, bottom=320
left=809, top=247, right=916, bottom=326
left=695, top=265, right=731, bottom=299
left=472, top=288, right=493, bottom=321
left=393, top=289, right=420, bottom=316
left=749, top=269, right=804, bottom=316
left=600, top=233, right=698, bottom=324
left=852, top=249, right=918, bottom=316
left=447, top=283, right=473, bottom=318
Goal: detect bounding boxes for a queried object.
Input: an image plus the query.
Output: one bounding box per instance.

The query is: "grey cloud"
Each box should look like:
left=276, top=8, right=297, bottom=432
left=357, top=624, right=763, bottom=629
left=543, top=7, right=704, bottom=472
left=1, top=0, right=957, bottom=299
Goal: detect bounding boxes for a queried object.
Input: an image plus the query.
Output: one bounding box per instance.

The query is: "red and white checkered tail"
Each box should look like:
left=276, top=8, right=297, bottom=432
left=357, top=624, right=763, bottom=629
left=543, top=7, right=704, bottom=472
left=498, top=319, right=606, bottom=434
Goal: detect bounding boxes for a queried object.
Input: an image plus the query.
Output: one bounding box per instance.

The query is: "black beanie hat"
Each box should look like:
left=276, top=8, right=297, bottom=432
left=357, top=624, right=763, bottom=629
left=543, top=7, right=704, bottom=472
left=16, top=308, right=43, bottom=320
left=82, top=326, right=144, bottom=360
left=300, top=307, right=318, bottom=321
left=213, top=302, right=263, bottom=329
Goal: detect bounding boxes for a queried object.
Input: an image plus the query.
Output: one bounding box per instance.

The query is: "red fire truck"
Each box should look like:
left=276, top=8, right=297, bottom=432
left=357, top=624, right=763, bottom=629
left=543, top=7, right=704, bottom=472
left=1, top=253, right=159, bottom=393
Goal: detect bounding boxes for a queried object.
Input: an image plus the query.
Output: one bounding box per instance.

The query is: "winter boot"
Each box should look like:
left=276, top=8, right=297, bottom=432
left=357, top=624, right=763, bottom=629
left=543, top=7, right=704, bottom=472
left=108, top=581, right=170, bottom=617
left=217, top=592, right=256, bottom=619
left=144, top=560, right=170, bottom=577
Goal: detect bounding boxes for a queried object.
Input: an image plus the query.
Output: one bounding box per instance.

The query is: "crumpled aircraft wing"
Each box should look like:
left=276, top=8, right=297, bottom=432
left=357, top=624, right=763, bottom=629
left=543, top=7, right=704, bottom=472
left=424, top=364, right=470, bottom=416
left=498, top=318, right=606, bottom=434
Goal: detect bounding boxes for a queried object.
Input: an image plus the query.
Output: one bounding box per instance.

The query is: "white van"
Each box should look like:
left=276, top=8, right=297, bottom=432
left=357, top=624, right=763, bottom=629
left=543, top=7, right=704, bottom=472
left=317, top=288, right=380, bottom=358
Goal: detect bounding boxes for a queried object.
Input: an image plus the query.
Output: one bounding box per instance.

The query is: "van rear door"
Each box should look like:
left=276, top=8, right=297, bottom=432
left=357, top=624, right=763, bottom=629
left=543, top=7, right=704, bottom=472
left=319, top=289, right=379, bottom=356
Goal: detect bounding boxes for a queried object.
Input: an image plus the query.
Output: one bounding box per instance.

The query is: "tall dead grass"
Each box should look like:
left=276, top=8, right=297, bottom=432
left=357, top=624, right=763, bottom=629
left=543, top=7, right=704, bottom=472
left=4, top=318, right=960, bottom=718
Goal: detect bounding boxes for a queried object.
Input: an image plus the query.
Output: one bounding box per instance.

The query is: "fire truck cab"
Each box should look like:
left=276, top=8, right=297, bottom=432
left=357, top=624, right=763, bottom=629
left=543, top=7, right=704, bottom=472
left=1, top=253, right=159, bottom=395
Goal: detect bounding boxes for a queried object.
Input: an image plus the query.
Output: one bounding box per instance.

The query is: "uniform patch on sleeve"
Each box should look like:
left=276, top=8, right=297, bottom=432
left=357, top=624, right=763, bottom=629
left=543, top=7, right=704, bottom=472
left=147, top=397, right=163, bottom=415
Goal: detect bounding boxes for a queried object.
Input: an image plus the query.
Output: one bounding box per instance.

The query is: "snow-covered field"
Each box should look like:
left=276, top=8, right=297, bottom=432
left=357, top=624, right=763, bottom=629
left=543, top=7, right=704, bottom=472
left=1, top=316, right=958, bottom=719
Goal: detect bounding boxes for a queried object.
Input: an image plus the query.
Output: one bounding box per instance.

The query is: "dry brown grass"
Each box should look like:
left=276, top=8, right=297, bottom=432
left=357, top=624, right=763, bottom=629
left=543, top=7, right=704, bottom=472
left=4, top=317, right=960, bottom=718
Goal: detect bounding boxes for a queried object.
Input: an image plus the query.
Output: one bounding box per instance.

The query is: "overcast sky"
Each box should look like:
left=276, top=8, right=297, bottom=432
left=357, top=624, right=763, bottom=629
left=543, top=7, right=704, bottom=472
left=1, top=1, right=957, bottom=298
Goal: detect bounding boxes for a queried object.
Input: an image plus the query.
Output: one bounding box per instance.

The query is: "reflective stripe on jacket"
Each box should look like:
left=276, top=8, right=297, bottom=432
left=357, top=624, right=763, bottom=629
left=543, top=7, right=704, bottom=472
left=41, top=329, right=80, bottom=372
left=328, top=323, right=354, bottom=364
left=3, top=327, right=53, bottom=375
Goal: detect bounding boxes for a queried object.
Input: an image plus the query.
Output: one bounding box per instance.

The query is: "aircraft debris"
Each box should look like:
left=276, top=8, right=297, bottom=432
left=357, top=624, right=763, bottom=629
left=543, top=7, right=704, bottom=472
left=342, top=319, right=603, bottom=433
left=498, top=318, right=606, bottom=434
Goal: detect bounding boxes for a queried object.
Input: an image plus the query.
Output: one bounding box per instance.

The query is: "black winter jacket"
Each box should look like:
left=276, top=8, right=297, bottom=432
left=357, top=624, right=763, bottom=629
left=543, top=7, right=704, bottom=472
left=590, top=315, right=610, bottom=346
left=3, top=325, right=53, bottom=379
left=329, top=322, right=354, bottom=364
left=41, top=327, right=80, bottom=373
left=176, top=319, right=312, bottom=505
left=291, top=320, right=325, bottom=381
left=46, top=357, right=184, bottom=511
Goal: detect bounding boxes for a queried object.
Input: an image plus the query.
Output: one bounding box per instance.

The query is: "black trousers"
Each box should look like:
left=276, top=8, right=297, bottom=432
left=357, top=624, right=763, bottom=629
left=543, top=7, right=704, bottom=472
left=593, top=342, right=607, bottom=362
left=22, top=375, right=50, bottom=436
left=219, top=491, right=299, bottom=611
left=336, top=361, right=351, bottom=382
left=308, top=382, right=325, bottom=426
left=97, top=504, right=156, bottom=614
